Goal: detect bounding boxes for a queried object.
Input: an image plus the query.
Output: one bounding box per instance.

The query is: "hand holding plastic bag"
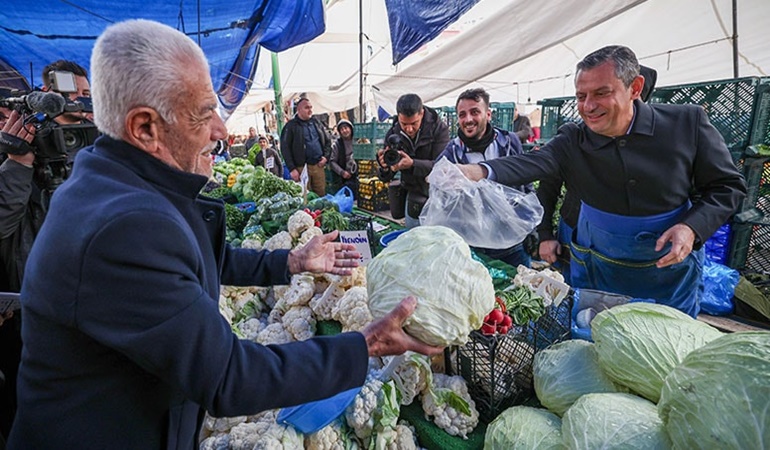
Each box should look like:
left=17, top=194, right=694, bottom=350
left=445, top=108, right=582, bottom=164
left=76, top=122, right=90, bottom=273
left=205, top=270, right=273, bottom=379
left=419, top=157, right=543, bottom=249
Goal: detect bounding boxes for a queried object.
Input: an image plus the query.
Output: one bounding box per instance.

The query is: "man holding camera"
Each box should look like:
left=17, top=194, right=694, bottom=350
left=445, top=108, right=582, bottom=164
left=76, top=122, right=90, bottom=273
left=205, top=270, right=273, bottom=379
left=377, top=94, right=449, bottom=228
left=0, top=60, right=93, bottom=438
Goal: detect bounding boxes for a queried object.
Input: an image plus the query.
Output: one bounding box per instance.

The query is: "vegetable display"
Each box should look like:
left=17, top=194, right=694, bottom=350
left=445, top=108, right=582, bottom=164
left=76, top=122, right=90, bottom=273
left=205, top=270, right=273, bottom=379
left=591, top=303, right=723, bottom=402
left=562, top=393, right=672, bottom=450
left=533, top=339, right=623, bottom=416
left=658, top=331, right=770, bottom=450
left=367, top=226, right=495, bottom=347
left=483, top=406, right=564, bottom=450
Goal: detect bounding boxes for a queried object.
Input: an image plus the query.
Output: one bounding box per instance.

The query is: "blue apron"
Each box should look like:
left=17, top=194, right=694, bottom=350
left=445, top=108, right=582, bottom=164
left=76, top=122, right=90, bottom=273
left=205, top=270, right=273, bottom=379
left=570, top=202, right=704, bottom=318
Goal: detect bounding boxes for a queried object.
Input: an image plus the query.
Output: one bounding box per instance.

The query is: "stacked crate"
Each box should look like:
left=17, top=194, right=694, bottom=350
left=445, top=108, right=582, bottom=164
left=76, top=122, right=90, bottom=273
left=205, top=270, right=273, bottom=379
left=357, top=176, right=389, bottom=212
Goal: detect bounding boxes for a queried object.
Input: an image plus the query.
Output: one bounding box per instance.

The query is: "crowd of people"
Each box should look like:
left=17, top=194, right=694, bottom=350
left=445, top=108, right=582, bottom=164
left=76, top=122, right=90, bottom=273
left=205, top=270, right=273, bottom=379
left=0, top=16, right=747, bottom=449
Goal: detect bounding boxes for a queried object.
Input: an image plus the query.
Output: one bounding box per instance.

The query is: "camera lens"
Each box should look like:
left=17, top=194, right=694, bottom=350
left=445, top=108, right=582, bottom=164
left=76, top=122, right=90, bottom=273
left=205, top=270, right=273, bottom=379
left=383, top=148, right=402, bottom=166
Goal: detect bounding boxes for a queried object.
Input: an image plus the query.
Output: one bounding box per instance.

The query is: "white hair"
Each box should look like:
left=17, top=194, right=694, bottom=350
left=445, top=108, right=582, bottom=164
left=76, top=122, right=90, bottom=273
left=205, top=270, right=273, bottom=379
left=90, top=19, right=210, bottom=139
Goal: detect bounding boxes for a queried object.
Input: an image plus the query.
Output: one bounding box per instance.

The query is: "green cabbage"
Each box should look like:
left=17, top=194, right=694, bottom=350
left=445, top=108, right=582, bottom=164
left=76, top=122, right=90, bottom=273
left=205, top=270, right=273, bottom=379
left=533, top=339, right=624, bottom=416
left=562, top=393, right=672, bottom=449
left=591, top=303, right=723, bottom=402
left=484, top=406, right=564, bottom=450
left=367, top=226, right=495, bottom=346
left=658, top=331, right=770, bottom=449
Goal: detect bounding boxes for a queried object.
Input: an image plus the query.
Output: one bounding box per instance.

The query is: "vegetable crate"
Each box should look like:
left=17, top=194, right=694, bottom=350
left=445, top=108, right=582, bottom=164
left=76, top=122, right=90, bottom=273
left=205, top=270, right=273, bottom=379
left=353, top=122, right=391, bottom=146
left=649, top=77, right=770, bottom=165
left=353, top=143, right=378, bottom=160
left=538, top=96, right=580, bottom=142
left=489, top=102, right=517, bottom=132
left=449, top=297, right=572, bottom=423
left=347, top=213, right=377, bottom=257
left=357, top=178, right=389, bottom=212
left=356, top=159, right=379, bottom=178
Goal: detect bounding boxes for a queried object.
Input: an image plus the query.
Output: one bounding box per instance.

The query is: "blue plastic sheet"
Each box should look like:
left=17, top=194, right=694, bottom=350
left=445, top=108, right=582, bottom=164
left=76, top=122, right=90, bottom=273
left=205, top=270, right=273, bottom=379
left=0, top=0, right=325, bottom=116
left=700, top=258, right=739, bottom=316
left=385, top=0, right=479, bottom=64
left=704, top=223, right=732, bottom=265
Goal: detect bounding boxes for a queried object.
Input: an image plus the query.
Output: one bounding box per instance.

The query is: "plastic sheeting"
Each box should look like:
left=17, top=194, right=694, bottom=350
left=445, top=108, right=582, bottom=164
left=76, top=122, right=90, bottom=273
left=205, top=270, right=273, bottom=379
left=0, top=0, right=326, bottom=116
left=385, top=0, right=479, bottom=65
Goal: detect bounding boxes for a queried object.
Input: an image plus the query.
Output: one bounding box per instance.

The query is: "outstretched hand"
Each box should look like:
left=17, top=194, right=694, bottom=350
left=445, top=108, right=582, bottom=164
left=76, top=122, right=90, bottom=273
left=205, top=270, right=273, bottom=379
left=288, top=230, right=360, bottom=275
left=362, top=296, right=444, bottom=357
left=655, top=223, right=696, bottom=268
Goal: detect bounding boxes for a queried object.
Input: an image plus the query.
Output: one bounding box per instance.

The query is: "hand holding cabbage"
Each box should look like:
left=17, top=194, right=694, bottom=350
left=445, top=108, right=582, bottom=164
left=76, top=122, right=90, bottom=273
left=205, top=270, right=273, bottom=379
left=367, top=226, right=496, bottom=347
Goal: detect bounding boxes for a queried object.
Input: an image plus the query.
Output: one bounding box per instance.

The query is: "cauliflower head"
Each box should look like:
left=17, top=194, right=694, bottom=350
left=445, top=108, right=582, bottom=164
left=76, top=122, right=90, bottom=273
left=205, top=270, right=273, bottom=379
left=421, top=373, right=479, bottom=439
left=331, top=286, right=373, bottom=332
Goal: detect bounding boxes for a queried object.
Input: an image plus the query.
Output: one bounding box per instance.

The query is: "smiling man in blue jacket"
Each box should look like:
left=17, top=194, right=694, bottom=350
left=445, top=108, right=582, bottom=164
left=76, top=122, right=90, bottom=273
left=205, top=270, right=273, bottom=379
left=8, top=19, right=440, bottom=450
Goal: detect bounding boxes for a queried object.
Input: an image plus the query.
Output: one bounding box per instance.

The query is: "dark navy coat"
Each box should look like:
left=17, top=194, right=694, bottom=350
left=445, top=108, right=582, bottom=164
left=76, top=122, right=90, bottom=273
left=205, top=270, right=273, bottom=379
left=9, top=136, right=368, bottom=449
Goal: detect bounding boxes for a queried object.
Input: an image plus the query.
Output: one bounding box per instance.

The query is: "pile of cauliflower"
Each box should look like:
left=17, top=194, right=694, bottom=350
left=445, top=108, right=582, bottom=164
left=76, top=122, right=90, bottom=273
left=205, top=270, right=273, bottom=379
left=204, top=211, right=480, bottom=449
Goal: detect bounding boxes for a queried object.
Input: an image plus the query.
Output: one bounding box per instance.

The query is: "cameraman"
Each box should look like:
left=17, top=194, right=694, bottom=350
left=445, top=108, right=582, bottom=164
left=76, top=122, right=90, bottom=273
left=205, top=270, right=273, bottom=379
left=0, top=60, right=92, bottom=439
left=377, top=94, right=449, bottom=228
left=41, top=60, right=93, bottom=124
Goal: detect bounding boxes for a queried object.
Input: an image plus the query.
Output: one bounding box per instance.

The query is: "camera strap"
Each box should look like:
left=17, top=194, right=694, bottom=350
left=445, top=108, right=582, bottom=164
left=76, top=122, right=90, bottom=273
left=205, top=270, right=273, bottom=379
left=0, top=131, right=35, bottom=155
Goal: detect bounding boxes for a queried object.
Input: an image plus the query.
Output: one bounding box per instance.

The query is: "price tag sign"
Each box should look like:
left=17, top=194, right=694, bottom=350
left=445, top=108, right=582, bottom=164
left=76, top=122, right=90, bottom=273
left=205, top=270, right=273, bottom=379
left=339, top=230, right=372, bottom=265
left=300, top=165, right=309, bottom=198
left=265, top=156, right=275, bottom=170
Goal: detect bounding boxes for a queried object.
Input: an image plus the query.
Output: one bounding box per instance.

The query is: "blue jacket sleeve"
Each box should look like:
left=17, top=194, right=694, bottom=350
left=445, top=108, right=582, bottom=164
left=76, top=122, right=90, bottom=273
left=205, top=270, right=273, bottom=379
left=77, top=211, right=369, bottom=417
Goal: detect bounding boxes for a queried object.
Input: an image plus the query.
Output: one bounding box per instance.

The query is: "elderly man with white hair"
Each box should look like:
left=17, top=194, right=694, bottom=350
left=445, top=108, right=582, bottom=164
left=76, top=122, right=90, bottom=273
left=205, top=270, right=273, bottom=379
left=8, top=19, right=439, bottom=449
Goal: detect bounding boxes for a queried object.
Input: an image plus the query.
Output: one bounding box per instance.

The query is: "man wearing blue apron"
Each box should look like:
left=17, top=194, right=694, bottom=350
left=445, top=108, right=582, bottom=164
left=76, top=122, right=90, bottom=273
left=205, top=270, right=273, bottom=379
left=457, top=45, right=746, bottom=318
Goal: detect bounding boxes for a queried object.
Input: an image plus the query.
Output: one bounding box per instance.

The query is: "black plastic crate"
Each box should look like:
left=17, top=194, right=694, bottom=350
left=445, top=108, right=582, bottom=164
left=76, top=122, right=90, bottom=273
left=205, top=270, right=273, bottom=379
left=729, top=212, right=770, bottom=273
left=346, top=213, right=377, bottom=257
left=449, top=297, right=572, bottom=423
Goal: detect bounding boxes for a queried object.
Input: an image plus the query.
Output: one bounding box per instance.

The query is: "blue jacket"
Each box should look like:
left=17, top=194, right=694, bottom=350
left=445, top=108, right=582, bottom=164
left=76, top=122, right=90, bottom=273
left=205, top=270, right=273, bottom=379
left=9, top=136, right=368, bottom=449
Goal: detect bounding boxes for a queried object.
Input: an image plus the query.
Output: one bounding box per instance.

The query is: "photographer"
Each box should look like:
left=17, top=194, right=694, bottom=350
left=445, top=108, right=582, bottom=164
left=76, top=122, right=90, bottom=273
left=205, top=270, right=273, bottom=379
left=377, top=94, right=449, bottom=228
left=0, top=60, right=93, bottom=439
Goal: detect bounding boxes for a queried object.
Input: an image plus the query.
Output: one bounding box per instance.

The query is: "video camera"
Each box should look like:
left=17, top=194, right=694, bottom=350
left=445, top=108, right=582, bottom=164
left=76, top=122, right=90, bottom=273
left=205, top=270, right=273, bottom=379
left=0, top=90, right=98, bottom=162
left=383, top=134, right=411, bottom=167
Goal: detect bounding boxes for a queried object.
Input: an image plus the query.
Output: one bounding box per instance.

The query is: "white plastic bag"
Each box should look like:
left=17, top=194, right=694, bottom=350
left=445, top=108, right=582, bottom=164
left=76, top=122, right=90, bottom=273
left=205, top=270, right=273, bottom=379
left=419, top=157, right=543, bottom=249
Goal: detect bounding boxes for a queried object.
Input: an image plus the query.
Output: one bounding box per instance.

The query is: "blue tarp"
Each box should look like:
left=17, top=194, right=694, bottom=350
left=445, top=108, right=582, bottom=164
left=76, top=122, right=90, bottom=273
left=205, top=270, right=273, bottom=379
left=385, top=0, right=479, bottom=65
left=0, top=0, right=325, bottom=116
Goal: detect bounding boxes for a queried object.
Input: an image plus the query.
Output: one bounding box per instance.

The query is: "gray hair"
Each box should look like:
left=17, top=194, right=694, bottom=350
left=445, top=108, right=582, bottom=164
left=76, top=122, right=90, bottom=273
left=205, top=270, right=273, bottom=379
left=576, top=45, right=640, bottom=87
left=90, top=19, right=210, bottom=139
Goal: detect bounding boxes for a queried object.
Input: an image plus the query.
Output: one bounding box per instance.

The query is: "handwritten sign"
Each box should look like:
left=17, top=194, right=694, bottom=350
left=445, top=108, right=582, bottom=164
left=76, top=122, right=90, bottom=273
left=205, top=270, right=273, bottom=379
left=339, top=230, right=373, bottom=265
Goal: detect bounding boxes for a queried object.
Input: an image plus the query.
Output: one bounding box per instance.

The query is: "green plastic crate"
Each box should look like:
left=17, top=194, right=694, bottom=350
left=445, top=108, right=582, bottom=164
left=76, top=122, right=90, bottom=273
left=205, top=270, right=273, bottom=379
left=352, top=122, right=391, bottom=146
left=489, top=101, right=516, bottom=132
left=650, top=77, right=770, bottom=164
left=538, top=96, right=580, bottom=141
left=352, top=143, right=378, bottom=160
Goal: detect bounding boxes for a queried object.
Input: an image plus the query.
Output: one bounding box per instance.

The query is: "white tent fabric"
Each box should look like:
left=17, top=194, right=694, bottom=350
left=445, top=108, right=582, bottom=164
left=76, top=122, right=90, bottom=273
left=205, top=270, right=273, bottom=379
left=228, top=0, right=770, bottom=132
left=373, top=0, right=770, bottom=112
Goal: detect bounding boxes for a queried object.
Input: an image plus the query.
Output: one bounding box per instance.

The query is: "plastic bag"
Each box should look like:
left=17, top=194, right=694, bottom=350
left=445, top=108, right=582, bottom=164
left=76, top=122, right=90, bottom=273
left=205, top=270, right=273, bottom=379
left=700, top=258, right=738, bottom=315
left=322, top=186, right=354, bottom=214
left=419, top=157, right=543, bottom=249
left=570, top=289, right=654, bottom=341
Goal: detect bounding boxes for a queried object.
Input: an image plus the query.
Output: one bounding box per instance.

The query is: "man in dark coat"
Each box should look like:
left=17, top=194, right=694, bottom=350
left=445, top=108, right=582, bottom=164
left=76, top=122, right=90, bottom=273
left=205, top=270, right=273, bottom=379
left=8, top=19, right=439, bottom=450
left=457, top=45, right=746, bottom=318
left=280, top=97, right=331, bottom=196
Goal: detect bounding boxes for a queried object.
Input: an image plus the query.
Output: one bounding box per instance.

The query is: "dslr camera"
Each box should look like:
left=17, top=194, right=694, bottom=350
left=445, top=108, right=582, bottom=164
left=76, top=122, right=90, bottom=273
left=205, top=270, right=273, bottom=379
left=383, top=134, right=409, bottom=167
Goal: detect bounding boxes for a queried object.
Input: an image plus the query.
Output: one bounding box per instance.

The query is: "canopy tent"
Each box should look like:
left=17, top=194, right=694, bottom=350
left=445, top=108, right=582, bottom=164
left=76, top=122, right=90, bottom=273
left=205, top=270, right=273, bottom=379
left=0, top=0, right=326, bottom=116
left=229, top=0, right=769, bottom=131
left=372, top=0, right=770, bottom=113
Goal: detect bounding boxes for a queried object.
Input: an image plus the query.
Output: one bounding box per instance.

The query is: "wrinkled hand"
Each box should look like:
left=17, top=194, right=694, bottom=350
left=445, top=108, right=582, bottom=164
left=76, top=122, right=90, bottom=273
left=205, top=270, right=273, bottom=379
left=290, top=169, right=300, bottom=182
left=318, top=156, right=327, bottom=168
left=539, top=239, right=562, bottom=264
left=362, top=296, right=444, bottom=357
left=655, top=223, right=696, bottom=268
left=288, top=230, right=360, bottom=275
left=456, top=163, right=487, bottom=181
